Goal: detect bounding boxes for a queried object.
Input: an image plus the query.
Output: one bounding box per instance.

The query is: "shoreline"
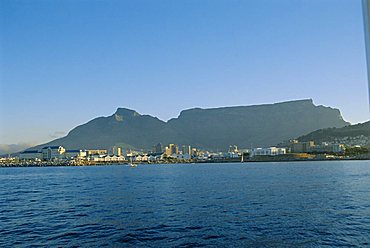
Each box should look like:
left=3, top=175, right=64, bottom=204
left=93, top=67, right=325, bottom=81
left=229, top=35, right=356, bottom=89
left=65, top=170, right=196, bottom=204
left=1, top=157, right=369, bottom=168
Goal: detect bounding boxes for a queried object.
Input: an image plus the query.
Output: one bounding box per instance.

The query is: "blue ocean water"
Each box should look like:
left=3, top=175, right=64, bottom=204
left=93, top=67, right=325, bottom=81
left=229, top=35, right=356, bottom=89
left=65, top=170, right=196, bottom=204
left=0, top=161, right=369, bottom=247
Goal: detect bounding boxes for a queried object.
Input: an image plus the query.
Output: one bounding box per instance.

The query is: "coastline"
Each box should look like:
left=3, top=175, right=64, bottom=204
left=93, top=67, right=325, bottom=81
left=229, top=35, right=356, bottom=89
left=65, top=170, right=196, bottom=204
left=1, top=157, right=369, bottom=168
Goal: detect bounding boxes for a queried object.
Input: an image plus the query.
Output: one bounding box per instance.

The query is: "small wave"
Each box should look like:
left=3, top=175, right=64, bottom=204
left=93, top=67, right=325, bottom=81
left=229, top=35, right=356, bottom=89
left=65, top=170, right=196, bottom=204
left=203, top=234, right=225, bottom=240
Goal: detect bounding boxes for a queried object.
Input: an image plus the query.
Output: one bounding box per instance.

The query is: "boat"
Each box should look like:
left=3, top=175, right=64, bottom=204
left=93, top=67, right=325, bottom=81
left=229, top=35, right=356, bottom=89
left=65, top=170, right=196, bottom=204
left=128, top=156, right=137, bottom=167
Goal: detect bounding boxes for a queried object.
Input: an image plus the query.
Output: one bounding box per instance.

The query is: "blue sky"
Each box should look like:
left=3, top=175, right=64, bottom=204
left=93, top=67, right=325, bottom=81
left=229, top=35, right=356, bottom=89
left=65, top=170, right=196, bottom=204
left=0, top=0, right=368, bottom=145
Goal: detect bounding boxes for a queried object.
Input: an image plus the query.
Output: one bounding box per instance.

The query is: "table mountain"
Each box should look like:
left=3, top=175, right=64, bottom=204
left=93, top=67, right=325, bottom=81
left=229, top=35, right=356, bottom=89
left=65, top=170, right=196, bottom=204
left=33, top=99, right=350, bottom=151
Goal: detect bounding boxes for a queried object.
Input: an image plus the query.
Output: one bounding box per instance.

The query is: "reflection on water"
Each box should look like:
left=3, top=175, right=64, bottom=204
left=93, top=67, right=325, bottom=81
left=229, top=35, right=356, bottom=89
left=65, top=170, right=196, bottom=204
left=0, top=161, right=369, bottom=247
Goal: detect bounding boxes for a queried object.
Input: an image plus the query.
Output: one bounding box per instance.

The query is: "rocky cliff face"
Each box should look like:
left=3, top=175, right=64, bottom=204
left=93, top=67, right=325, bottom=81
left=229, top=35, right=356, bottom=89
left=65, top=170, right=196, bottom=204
left=34, top=99, right=350, bottom=151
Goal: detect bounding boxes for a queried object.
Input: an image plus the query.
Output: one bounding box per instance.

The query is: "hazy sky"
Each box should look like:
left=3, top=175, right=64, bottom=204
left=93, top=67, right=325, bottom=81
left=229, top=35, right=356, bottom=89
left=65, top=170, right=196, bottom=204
left=0, top=0, right=369, bottom=145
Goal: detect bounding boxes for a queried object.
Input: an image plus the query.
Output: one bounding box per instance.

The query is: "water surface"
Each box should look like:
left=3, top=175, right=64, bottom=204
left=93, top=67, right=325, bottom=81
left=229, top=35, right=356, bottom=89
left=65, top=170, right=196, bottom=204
left=1, top=161, right=369, bottom=247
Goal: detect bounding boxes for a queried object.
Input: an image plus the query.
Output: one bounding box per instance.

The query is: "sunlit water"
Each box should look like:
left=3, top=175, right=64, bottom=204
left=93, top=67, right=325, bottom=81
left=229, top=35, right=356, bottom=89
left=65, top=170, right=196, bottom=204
left=1, top=161, right=369, bottom=247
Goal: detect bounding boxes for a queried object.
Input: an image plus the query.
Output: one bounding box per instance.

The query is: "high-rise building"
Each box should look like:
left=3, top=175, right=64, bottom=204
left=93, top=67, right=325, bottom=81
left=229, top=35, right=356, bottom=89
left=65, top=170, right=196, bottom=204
left=168, top=144, right=178, bottom=155
left=164, top=146, right=171, bottom=156
left=154, top=143, right=163, bottom=153
left=182, top=145, right=191, bottom=155
left=113, top=146, right=122, bottom=156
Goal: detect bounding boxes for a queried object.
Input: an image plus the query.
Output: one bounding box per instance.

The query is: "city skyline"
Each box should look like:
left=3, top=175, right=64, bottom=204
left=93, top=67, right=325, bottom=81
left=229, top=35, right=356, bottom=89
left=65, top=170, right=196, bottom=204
left=0, top=0, right=369, bottom=145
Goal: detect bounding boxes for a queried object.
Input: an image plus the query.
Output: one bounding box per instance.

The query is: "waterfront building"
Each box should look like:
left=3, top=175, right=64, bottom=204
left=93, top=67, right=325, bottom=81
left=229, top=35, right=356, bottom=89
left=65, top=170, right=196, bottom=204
left=210, top=152, right=224, bottom=160
left=104, top=155, right=125, bottom=162
left=291, top=140, right=315, bottom=153
left=135, top=155, right=143, bottom=162
left=89, top=155, right=105, bottom=162
left=148, top=155, right=156, bottom=162
left=87, top=154, right=125, bottom=162
left=64, top=150, right=86, bottom=160
left=136, top=155, right=142, bottom=162
left=196, top=153, right=210, bottom=161
left=251, top=147, right=286, bottom=157
left=19, top=150, right=43, bottom=160
left=42, top=146, right=66, bottom=160
left=86, top=149, right=108, bottom=156
left=172, top=153, right=191, bottom=160
left=224, top=152, right=240, bottom=159
left=147, top=152, right=164, bottom=162
left=239, top=149, right=251, bottom=156
left=134, top=154, right=148, bottom=162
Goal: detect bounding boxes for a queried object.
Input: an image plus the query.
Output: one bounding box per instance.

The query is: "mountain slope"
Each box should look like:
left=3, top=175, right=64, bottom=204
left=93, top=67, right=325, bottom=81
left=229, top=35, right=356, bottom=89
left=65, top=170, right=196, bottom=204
left=298, top=121, right=370, bottom=145
left=34, top=108, right=172, bottom=150
left=166, top=99, right=349, bottom=149
left=34, top=99, right=349, bottom=151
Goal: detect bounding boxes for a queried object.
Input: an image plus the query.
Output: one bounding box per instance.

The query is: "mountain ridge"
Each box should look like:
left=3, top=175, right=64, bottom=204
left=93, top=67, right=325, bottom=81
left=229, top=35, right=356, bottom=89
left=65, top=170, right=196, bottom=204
left=31, top=99, right=350, bottom=151
left=298, top=121, right=370, bottom=145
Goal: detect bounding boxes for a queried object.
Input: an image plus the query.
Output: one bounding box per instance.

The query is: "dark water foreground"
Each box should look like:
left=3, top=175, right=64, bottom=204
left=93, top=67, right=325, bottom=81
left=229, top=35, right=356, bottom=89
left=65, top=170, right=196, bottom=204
left=0, top=161, right=369, bottom=247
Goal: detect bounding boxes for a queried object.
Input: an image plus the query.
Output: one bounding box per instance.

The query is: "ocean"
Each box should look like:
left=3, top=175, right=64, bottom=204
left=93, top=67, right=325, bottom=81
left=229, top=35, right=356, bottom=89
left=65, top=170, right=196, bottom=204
left=1, top=161, right=369, bottom=247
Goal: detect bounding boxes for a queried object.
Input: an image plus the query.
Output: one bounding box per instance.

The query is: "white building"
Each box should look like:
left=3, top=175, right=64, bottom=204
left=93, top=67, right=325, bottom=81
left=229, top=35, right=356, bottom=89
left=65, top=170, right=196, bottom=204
left=107, top=155, right=125, bottom=162
left=251, top=147, right=286, bottom=157
left=224, top=152, right=239, bottom=159
left=148, top=153, right=165, bottom=162
left=64, top=150, right=87, bottom=160
left=42, top=146, right=66, bottom=160
left=134, top=154, right=148, bottom=162
left=20, top=146, right=67, bottom=160
left=88, top=154, right=125, bottom=162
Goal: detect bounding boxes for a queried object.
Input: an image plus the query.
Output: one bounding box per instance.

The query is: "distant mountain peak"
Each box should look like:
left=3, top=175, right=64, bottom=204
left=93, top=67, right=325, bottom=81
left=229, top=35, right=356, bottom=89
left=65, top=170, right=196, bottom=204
left=114, top=108, right=141, bottom=121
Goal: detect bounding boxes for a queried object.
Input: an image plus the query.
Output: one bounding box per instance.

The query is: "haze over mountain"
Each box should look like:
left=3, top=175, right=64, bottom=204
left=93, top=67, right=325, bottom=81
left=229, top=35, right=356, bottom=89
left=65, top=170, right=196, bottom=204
left=33, top=99, right=349, bottom=151
left=0, top=143, right=34, bottom=156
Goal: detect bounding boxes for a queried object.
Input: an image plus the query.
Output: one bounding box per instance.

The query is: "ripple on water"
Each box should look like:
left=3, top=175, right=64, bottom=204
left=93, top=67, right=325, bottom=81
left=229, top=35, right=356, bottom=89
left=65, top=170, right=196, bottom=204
left=0, top=161, right=370, bottom=247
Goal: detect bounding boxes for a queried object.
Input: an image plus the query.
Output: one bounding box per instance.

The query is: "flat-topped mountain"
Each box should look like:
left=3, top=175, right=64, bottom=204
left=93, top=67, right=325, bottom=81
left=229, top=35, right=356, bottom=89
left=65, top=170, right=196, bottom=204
left=33, top=99, right=349, bottom=151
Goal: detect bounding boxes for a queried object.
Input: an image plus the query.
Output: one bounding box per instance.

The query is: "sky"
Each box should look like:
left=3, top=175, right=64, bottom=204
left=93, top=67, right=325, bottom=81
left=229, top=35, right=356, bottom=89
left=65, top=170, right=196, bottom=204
left=0, top=0, right=369, bottom=146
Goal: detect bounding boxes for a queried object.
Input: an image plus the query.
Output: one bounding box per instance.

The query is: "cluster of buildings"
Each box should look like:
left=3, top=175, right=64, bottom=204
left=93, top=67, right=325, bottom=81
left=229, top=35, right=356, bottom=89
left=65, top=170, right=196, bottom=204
left=18, top=144, right=199, bottom=163
left=18, top=143, right=245, bottom=163
left=17, top=138, right=351, bottom=163
left=286, top=140, right=346, bottom=154
left=250, top=147, right=287, bottom=157
left=330, top=135, right=370, bottom=147
left=152, top=144, right=286, bottom=161
left=19, top=146, right=119, bottom=162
